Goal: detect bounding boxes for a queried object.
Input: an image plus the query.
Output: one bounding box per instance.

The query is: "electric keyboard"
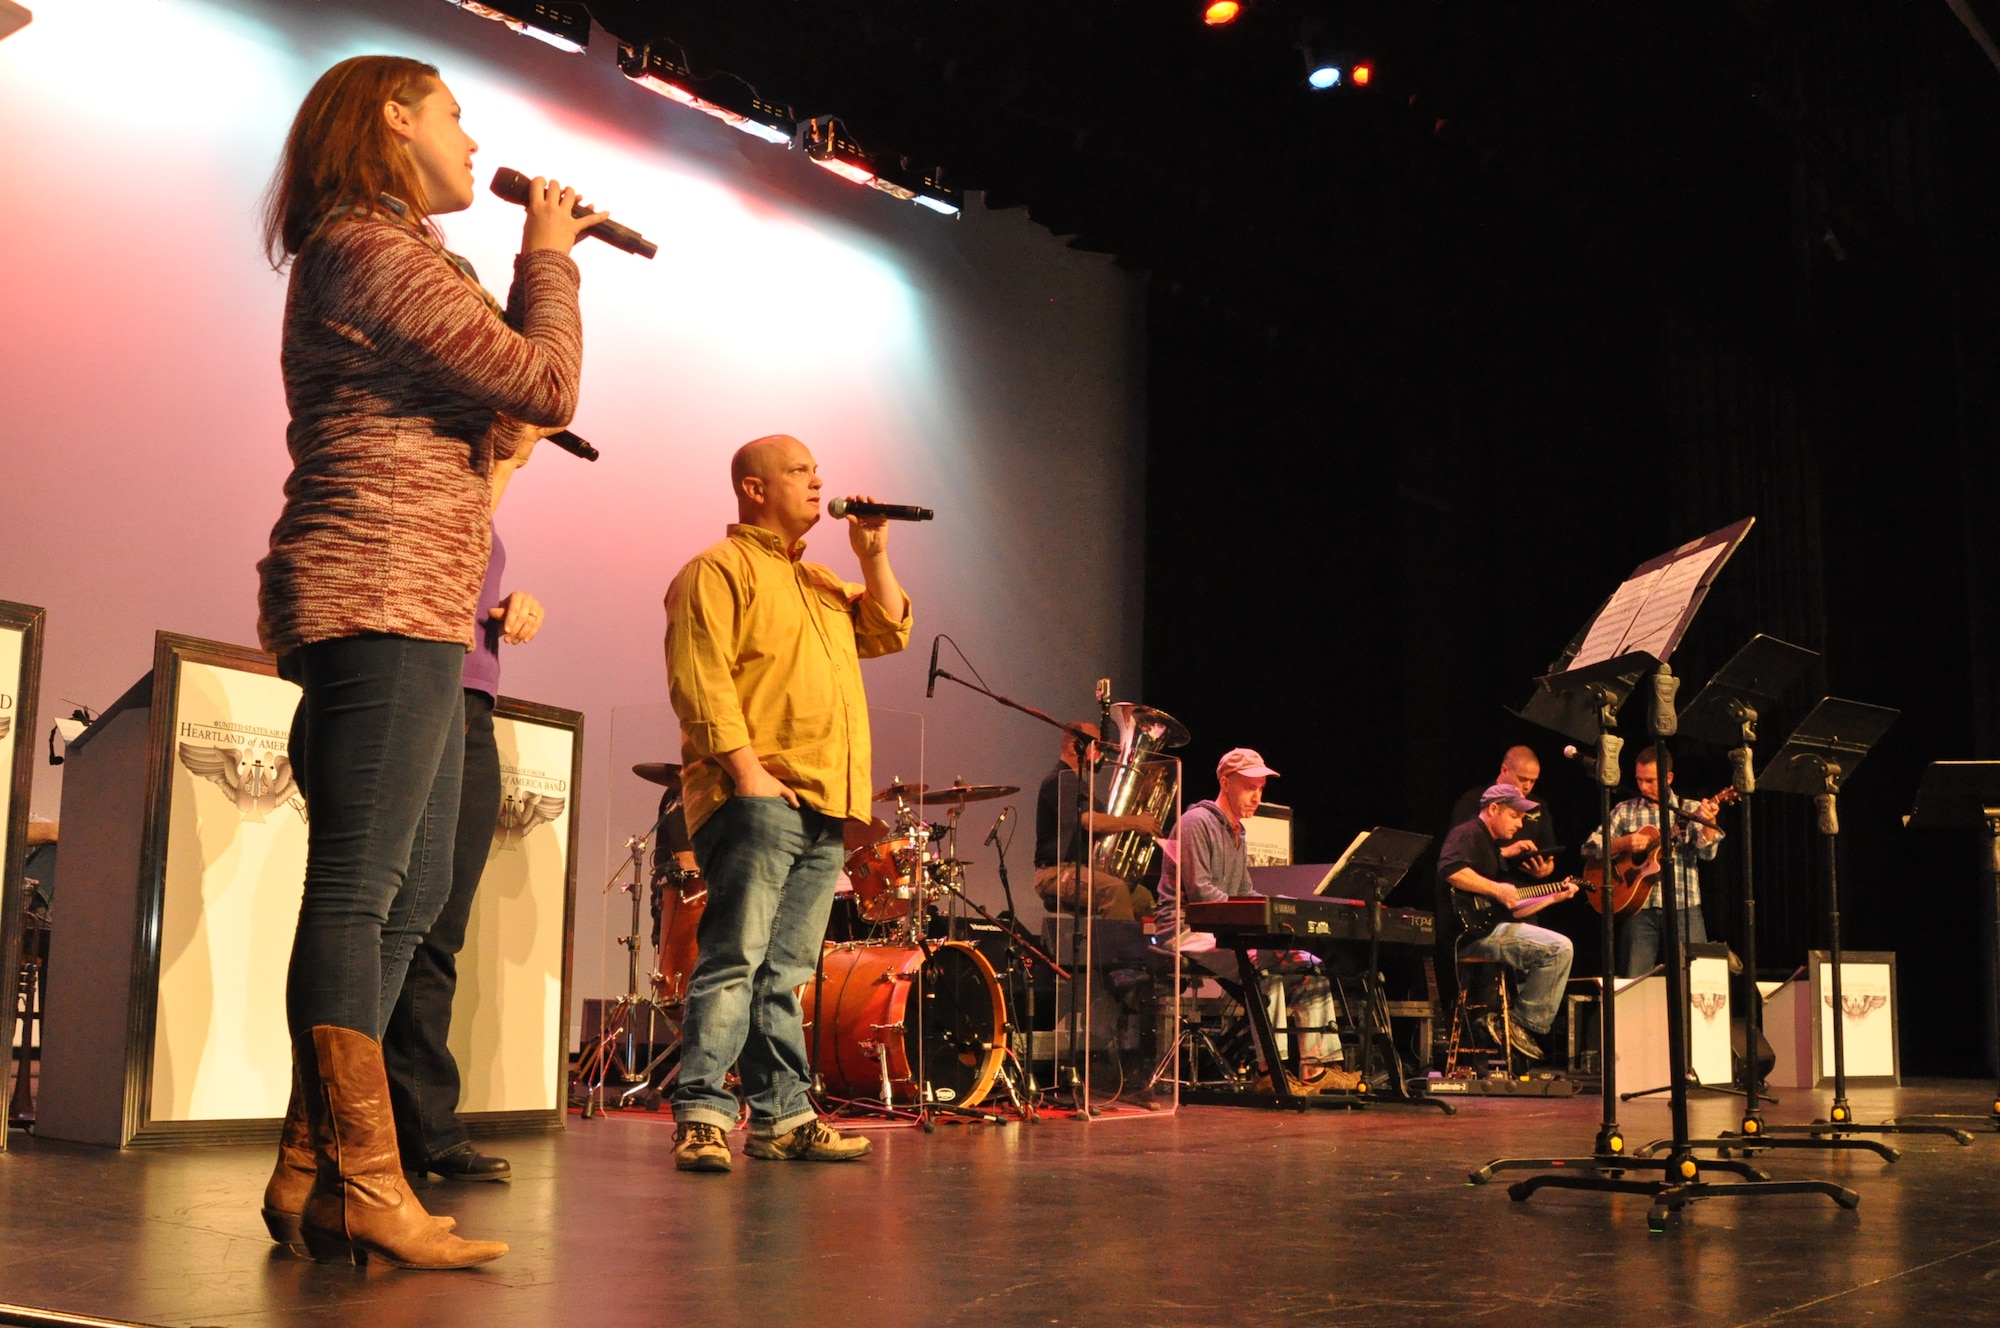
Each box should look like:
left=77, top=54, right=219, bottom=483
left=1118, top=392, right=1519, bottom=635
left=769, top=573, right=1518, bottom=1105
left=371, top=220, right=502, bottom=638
left=1183, top=895, right=1435, bottom=948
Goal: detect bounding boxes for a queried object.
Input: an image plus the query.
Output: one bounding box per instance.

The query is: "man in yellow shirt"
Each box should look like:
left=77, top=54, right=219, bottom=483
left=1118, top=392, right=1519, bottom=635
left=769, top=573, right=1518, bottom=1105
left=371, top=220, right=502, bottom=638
left=664, top=434, right=912, bottom=1172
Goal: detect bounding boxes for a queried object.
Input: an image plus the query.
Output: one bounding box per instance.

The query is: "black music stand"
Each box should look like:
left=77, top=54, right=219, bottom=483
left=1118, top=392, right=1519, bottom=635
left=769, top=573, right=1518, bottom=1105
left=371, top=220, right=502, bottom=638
left=1896, top=762, right=2000, bottom=1132
left=1318, top=828, right=1446, bottom=1112
left=1673, top=635, right=1815, bottom=1131
left=1474, top=521, right=1858, bottom=1228
left=1749, top=700, right=1971, bottom=1148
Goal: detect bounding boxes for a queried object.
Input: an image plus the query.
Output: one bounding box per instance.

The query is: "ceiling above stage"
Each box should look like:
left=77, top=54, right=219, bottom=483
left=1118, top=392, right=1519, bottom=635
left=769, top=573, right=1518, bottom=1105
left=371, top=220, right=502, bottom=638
left=569, top=0, right=1997, bottom=334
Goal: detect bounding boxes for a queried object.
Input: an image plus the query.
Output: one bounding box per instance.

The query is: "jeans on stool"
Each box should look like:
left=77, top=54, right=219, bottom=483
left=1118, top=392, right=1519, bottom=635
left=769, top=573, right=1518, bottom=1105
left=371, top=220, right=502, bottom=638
left=1457, top=920, right=1573, bottom=1035
left=280, top=634, right=465, bottom=1038
left=385, top=689, right=501, bottom=1163
left=671, top=796, right=845, bottom=1135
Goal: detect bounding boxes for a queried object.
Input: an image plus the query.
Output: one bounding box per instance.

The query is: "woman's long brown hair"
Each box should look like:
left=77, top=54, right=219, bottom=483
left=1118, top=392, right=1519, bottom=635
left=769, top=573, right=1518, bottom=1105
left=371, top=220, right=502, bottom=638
left=261, top=55, right=442, bottom=266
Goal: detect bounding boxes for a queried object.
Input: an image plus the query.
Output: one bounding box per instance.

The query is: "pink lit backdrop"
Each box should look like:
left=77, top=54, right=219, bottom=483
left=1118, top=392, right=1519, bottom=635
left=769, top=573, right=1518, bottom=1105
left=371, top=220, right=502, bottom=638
left=0, top=0, right=1146, bottom=1022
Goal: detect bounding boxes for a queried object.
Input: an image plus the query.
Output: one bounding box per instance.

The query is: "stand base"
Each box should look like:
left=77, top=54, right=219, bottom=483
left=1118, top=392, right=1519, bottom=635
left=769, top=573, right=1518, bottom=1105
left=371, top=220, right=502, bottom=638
left=1648, top=1133, right=1901, bottom=1162
left=1756, top=1118, right=1974, bottom=1146
left=1476, top=1157, right=1858, bottom=1232
left=1888, top=1103, right=2000, bottom=1133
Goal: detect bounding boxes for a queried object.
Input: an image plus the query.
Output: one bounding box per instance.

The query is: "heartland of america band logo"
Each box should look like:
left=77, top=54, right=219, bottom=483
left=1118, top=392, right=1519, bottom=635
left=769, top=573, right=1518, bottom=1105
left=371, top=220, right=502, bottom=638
left=0, top=688, right=13, bottom=742
left=1690, top=991, right=1728, bottom=1021
left=177, top=718, right=307, bottom=824
left=495, top=761, right=567, bottom=851
left=1825, top=992, right=1888, bottom=1019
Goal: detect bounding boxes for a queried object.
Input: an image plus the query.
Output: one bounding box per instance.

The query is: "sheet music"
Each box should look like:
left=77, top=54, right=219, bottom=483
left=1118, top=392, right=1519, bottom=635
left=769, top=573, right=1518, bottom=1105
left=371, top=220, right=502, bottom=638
left=1568, top=520, right=1751, bottom=670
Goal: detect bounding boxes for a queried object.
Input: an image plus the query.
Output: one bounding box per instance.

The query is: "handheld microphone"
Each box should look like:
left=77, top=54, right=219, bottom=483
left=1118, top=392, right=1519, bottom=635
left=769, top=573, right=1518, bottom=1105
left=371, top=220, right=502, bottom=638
left=926, top=636, right=940, bottom=699
left=489, top=167, right=658, bottom=259
left=546, top=429, right=599, bottom=462
left=828, top=498, right=934, bottom=521
left=985, top=806, right=1011, bottom=848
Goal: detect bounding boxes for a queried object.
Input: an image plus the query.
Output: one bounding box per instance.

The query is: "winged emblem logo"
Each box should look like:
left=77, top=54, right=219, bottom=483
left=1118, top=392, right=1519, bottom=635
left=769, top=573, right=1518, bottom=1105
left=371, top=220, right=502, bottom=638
left=1826, top=993, right=1888, bottom=1020
left=177, top=742, right=307, bottom=823
left=1690, top=991, right=1727, bottom=1020
left=0, top=715, right=10, bottom=741
left=495, top=790, right=566, bottom=850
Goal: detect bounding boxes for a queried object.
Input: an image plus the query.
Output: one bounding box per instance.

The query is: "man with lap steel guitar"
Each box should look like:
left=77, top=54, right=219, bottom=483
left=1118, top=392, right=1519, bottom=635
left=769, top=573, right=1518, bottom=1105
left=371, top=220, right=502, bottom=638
left=1581, top=747, right=1723, bottom=979
left=1438, top=784, right=1578, bottom=1062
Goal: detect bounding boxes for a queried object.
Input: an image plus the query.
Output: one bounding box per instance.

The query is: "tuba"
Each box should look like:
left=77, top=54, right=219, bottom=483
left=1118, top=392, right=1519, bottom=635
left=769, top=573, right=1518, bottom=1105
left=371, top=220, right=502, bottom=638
left=1088, top=702, right=1190, bottom=883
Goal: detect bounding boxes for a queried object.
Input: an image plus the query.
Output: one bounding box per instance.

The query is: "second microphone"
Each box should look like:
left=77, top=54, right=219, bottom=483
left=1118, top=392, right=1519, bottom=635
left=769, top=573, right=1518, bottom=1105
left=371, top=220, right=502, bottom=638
left=828, top=498, right=935, bottom=521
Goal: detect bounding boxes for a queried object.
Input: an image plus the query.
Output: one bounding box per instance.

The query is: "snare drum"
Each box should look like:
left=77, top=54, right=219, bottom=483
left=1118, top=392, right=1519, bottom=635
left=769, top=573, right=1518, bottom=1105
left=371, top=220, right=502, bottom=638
left=802, top=941, right=1007, bottom=1107
left=842, top=835, right=929, bottom=923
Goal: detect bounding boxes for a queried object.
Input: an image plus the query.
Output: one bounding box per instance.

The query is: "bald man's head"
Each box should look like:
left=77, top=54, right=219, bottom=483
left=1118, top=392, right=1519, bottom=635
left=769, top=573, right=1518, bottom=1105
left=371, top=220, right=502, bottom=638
left=1500, top=744, right=1541, bottom=795
left=730, top=434, right=822, bottom=540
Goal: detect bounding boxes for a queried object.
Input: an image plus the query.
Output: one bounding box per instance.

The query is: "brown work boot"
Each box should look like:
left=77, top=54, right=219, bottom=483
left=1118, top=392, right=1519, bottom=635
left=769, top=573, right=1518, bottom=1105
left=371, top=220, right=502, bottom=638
left=297, top=1026, right=504, bottom=1269
left=1311, top=1066, right=1367, bottom=1094
left=264, top=1069, right=456, bottom=1258
left=744, top=1118, right=872, bottom=1162
left=672, top=1122, right=733, bottom=1172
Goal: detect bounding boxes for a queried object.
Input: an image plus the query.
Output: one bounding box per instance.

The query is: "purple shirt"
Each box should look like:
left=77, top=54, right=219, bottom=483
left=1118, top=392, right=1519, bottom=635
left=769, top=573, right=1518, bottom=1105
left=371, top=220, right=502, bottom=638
left=462, top=525, right=505, bottom=697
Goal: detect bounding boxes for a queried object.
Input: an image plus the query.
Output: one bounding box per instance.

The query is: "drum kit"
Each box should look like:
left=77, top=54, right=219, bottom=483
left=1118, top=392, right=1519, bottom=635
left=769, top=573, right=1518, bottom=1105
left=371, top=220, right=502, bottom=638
left=574, top=762, right=1038, bottom=1122
left=806, top=777, right=1030, bottom=1120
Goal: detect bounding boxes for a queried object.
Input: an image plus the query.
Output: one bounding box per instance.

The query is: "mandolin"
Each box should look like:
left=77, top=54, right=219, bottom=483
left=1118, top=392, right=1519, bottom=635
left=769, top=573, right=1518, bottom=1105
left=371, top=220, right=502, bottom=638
left=1580, top=788, right=1738, bottom=917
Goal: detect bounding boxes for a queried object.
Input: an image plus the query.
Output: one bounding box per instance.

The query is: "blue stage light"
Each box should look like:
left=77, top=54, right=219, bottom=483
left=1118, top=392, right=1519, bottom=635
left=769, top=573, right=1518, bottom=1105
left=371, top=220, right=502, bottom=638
left=1308, top=65, right=1341, bottom=89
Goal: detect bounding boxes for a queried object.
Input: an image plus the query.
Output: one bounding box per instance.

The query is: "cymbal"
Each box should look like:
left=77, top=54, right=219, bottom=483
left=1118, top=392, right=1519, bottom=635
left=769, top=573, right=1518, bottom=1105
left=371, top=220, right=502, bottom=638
left=922, top=782, right=1019, bottom=805
left=873, top=779, right=927, bottom=803
left=632, top=762, right=683, bottom=787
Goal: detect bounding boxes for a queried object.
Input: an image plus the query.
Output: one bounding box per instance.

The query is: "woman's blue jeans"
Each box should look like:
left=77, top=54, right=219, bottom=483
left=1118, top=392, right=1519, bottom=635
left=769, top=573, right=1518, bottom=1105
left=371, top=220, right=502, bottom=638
left=280, top=634, right=465, bottom=1039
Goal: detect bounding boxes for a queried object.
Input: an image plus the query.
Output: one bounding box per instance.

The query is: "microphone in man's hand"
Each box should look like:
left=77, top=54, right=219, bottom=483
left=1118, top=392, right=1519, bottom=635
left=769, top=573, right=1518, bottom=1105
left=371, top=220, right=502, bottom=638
left=828, top=498, right=934, bottom=522
left=489, top=167, right=658, bottom=259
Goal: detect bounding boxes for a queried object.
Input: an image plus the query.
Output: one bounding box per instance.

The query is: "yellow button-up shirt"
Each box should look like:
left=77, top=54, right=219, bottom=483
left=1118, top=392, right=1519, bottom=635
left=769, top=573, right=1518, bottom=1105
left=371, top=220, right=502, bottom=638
left=665, top=523, right=913, bottom=836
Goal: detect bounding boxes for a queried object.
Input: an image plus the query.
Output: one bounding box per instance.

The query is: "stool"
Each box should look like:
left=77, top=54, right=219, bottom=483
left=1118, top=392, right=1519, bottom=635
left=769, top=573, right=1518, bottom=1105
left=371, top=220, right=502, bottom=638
left=1445, top=953, right=1519, bottom=1076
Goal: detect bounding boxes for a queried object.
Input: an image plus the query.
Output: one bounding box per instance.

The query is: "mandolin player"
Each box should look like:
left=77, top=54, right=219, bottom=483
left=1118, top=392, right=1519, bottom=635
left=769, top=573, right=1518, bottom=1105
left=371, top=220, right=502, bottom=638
left=1581, top=747, right=1724, bottom=979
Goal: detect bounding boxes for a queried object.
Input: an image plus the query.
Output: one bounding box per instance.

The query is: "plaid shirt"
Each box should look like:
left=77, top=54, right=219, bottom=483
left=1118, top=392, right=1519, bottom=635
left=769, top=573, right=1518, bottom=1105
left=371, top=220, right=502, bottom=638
left=1582, top=795, right=1720, bottom=911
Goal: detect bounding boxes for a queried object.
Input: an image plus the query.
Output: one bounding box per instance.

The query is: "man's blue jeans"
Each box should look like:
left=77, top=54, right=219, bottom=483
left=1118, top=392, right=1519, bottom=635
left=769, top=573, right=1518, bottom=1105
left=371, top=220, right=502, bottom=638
left=671, top=796, right=844, bottom=1135
left=1620, top=902, right=1708, bottom=978
left=1458, top=920, right=1574, bottom=1034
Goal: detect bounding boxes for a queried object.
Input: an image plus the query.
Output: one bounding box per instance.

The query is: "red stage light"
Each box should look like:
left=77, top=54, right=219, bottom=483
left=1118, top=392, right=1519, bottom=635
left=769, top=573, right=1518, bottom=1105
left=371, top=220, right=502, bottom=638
left=1203, top=2, right=1241, bottom=27
left=1351, top=63, right=1373, bottom=86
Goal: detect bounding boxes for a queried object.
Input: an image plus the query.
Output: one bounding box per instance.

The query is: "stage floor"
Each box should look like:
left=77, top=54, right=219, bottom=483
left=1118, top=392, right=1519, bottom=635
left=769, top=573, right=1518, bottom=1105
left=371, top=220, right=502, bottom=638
left=2, top=1082, right=1997, bottom=1327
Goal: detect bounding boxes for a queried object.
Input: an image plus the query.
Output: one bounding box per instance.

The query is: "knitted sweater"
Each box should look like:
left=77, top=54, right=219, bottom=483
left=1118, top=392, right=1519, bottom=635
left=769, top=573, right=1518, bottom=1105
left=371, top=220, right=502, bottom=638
left=256, top=214, right=582, bottom=654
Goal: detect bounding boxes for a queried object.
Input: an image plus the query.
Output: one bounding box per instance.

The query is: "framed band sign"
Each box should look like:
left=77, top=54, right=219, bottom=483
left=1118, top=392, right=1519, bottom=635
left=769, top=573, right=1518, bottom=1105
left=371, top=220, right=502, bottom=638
left=0, top=600, right=46, bottom=1155
left=37, top=633, right=582, bottom=1146
left=450, top=696, right=583, bottom=1128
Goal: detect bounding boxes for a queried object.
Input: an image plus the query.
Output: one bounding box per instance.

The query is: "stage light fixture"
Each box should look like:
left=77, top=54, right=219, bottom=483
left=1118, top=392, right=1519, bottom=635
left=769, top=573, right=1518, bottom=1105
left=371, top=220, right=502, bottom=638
left=0, top=1, right=31, bottom=43
left=444, top=1, right=588, bottom=55
left=617, top=43, right=796, bottom=148
left=1302, top=48, right=1376, bottom=91
left=1203, top=2, right=1241, bottom=27
left=804, top=118, right=962, bottom=219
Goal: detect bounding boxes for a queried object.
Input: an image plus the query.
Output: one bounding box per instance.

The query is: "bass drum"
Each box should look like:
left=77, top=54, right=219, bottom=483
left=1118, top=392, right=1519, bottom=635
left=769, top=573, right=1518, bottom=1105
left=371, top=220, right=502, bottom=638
left=652, top=869, right=707, bottom=1007
left=802, top=941, right=1006, bottom=1108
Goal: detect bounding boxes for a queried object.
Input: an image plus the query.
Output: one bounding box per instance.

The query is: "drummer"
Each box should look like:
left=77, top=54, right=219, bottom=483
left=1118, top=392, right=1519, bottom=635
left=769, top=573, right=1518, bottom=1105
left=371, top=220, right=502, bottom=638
left=1033, top=723, right=1160, bottom=921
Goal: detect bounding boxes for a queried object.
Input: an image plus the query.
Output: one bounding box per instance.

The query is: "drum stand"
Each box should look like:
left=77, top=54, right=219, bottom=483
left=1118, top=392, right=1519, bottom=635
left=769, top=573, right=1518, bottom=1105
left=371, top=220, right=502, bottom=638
left=574, top=807, right=682, bottom=1117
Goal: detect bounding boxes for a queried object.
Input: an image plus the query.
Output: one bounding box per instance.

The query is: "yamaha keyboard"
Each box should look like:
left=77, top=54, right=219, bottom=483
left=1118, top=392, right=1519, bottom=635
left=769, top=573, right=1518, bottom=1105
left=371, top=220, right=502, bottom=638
left=1183, top=895, right=1435, bottom=948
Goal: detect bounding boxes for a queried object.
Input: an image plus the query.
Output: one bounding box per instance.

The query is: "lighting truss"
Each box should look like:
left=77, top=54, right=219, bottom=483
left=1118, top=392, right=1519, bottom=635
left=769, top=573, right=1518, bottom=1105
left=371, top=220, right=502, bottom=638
left=444, top=1, right=589, bottom=54
left=804, top=118, right=962, bottom=218
left=616, top=43, right=796, bottom=148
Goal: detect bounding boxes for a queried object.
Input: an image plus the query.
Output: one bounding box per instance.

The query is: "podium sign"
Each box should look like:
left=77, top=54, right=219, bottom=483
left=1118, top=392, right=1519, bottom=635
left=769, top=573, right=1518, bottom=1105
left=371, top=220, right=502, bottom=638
left=0, top=600, right=45, bottom=1154
left=38, top=633, right=580, bottom=1146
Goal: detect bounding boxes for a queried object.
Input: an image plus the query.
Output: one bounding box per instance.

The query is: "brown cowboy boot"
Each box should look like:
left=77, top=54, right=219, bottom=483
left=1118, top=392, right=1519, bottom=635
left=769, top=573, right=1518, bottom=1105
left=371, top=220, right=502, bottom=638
left=263, top=1070, right=454, bottom=1257
left=296, top=1026, right=504, bottom=1269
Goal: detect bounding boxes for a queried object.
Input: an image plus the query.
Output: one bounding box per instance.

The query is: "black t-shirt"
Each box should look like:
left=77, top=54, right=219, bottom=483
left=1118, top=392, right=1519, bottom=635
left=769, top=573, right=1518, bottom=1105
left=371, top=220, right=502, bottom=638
left=1449, top=785, right=1556, bottom=886
left=1437, top=816, right=1503, bottom=892
left=1035, top=764, right=1087, bottom=869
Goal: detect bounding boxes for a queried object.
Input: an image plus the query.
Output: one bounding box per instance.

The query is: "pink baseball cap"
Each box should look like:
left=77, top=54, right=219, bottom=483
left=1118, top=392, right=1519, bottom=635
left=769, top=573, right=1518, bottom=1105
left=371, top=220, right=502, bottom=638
left=1216, top=748, right=1279, bottom=781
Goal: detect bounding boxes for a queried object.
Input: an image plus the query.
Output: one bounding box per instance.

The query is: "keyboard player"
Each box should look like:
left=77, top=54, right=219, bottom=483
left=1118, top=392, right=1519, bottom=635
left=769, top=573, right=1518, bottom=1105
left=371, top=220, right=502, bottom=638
left=1157, top=748, right=1358, bottom=1092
